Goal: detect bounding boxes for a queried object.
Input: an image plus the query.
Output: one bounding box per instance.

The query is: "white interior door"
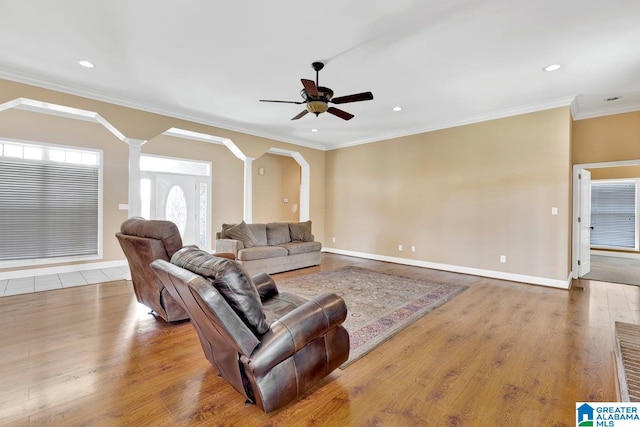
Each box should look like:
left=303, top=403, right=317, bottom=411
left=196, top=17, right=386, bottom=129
left=578, top=169, right=592, bottom=276
left=156, top=173, right=198, bottom=246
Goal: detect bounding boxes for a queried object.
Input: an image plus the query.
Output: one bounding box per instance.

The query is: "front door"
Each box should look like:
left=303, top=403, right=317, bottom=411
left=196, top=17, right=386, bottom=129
left=156, top=173, right=199, bottom=246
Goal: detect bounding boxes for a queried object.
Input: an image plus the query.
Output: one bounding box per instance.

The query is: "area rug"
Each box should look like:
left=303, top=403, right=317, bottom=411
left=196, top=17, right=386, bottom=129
left=277, top=266, right=467, bottom=368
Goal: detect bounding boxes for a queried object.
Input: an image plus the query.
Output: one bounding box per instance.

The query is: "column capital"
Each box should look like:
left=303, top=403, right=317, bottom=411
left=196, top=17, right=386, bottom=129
left=125, top=138, right=146, bottom=148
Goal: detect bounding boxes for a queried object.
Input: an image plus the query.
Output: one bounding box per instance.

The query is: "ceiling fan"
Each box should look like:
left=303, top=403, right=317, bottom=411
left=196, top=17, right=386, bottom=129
left=260, top=61, right=374, bottom=121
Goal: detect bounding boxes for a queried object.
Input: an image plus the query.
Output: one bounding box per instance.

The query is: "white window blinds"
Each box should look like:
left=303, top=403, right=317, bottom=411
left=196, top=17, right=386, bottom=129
left=0, top=157, right=100, bottom=262
left=590, top=181, right=637, bottom=249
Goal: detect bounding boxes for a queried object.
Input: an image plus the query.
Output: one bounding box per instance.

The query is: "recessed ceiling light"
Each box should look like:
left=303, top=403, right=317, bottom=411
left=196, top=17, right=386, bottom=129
left=392, top=106, right=403, bottom=112
left=311, top=128, right=318, bottom=132
left=604, top=96, right=621, bottom=102
left=78, top=60, right=95, bottom=68
left=543, top=64, right=561, bottom=72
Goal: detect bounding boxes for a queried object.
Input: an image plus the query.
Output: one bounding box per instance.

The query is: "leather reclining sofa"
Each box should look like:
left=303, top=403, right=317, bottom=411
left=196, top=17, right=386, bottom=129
left=151, top=246, right=350, bottom=412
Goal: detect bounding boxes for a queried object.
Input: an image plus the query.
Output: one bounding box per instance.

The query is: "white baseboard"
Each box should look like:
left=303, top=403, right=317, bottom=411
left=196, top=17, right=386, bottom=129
left=322, top=248, right=572, bottom=289
left=591, top=250, right=640, bottom=260
left=0, top=259, right=129, bottom=280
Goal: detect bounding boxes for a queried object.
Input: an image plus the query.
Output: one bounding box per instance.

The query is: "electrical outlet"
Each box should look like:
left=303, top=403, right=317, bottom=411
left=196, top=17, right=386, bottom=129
left=332, top=237, right=336, bottom=243
left=411, top=246, right=416, bottom=252
left=500, top=255, right=507, bottom=263
left=398, top=244, right=403, bottom=252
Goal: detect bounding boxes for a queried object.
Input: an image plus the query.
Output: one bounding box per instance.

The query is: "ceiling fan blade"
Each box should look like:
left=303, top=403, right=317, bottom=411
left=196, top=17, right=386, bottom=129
left=260, top=99, right=305, bottom=104
left=301, top=79, right=319, bottom=98
left=291, top=110, right=309, bottom=120
left=327, top=107, right=354, bottom=121
left=331, top=91, right=374, bottom=104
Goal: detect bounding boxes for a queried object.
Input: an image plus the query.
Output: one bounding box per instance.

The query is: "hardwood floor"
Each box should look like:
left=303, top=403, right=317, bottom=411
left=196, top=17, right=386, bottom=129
left=1, top=253, right=637, bottom=426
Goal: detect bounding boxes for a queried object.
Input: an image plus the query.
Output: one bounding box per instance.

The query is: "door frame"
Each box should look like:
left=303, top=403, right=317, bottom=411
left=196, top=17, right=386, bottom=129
left=572, top=159, right=640, bottom=278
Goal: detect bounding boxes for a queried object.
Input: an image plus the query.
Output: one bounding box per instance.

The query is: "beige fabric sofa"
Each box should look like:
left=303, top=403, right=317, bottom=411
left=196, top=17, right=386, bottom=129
left=215, top=221, right=321, bottom=275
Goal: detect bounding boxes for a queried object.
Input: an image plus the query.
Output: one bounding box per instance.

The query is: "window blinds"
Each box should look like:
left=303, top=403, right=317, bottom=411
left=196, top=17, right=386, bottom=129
left=590, top=181, right=637, bottom=249
left=0, top=159, right=99, bottom=261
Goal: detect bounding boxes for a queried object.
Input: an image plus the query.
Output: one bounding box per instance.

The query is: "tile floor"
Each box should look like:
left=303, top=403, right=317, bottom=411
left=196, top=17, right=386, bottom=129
left=0, top=265, right=131, bottom=297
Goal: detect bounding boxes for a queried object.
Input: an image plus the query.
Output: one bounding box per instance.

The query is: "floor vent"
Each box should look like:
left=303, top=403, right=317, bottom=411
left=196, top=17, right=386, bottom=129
left=615, top=321, right=640, bottom=401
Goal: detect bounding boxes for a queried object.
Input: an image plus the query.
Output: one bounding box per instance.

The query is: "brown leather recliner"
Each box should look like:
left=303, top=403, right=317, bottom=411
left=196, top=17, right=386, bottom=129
left=115, top=217, right=235, bottom=322
left=150, top=246, right=350, bottom=412
left=116, top=217, right=189, bottom=322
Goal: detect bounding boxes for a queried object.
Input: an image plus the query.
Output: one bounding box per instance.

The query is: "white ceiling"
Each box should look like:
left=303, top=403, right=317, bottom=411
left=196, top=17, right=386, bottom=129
left=0, top=0, right=638, bottom=150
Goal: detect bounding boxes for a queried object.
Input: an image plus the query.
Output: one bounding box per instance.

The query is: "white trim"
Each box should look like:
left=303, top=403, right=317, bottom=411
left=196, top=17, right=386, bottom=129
left=2, top=71, right=639, bottom=152
left=0, top=97, right=127, bottom=142
left=163, top=128, right=247, bottom=160
left=328, top=96, right=577, bottom=150
left=0, top=259, right=128, bottom=280
left=591, top=250, right=640, bottom=260
left=322, top=248, right=572, bottom=289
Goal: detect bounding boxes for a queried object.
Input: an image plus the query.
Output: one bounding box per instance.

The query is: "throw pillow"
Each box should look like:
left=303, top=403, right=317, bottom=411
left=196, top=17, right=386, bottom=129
left=221, top=223, right=235, bottom=239
left=171, top=246, right=270, bottom=335
left=289, top=221, right=312, bottom=242
left=225, top=221, right=257, bottom=248
left=266, top=222, right=291, bottom=246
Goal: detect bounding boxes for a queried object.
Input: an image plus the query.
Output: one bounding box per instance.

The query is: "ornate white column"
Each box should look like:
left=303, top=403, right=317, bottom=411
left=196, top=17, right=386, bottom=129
left=126, top=138, right=145, bottom=218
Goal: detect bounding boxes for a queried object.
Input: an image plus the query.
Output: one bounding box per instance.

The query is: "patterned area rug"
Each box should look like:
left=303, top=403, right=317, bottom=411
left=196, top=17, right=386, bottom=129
left=277, top=266, right=467, bottom=368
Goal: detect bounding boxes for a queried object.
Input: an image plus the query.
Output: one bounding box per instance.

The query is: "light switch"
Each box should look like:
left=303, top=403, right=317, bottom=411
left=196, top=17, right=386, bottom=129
left=283, top=198, right=289, bottom=203
left=551, top=207, right=558, bottom=215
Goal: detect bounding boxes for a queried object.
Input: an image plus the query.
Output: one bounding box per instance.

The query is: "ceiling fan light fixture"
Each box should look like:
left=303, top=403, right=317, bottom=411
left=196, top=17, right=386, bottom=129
left=307, top=100, right=329, bottom=114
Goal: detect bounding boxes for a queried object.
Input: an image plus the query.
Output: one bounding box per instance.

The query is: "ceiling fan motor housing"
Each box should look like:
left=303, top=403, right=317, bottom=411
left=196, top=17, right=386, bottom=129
left=301, top=86, right=334, bottom=115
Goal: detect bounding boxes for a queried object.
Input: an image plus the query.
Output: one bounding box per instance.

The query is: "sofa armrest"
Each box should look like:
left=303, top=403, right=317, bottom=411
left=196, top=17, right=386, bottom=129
left=215, top=238, right=244, bottom=255
left=245, top=293, right=347, bottom=376
left=251, top=272, right=279, bottom=301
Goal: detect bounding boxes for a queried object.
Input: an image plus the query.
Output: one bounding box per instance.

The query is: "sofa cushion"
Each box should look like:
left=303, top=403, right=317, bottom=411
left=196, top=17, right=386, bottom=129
left=247, top=223, right=268, bottom=247
left=266, top=222, right=291, bottom=246
left=171, top=246, right=269, bottom=335
left=279, top=241, right=322, bottom=256
left=289, top=221, right=313, bottom=242
left=224, top=221, right=257, bottom=248
left=238, top=245, right=288, bottom=261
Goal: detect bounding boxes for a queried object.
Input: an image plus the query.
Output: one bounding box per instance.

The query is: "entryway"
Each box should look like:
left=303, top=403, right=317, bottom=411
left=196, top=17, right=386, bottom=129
left=140, top=155, right=211, bottom=248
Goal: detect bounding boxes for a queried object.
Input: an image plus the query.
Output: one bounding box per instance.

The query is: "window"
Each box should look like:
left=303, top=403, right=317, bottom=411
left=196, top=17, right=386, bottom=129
left=590, top=180, right=638, bottom=250
left=0, top=139, right=101, bottom=266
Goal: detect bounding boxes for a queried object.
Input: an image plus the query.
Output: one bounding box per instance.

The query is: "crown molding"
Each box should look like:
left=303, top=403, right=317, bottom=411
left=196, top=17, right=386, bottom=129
left=4, top=66, right=639, bottom=152
left=328, top=95, right=577, bottom=150
left=0, top=67, right=328, bottom=151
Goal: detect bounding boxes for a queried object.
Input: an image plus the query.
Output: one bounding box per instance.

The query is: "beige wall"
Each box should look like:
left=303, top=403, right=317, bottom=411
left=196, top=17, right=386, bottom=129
left=572, top=111, right=640, bottom=164
left=252, top=154, right=301, bottom=223
left=0, top=79, right=325, bottom=273
left=590, top=166, right=640, bottom=180
left=325, top=107, right=573, bottom=281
